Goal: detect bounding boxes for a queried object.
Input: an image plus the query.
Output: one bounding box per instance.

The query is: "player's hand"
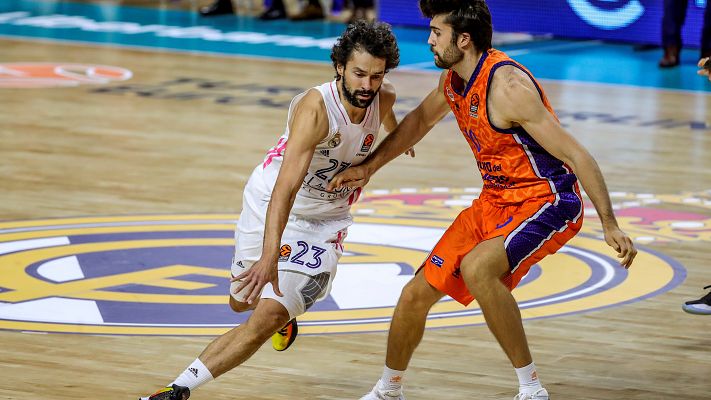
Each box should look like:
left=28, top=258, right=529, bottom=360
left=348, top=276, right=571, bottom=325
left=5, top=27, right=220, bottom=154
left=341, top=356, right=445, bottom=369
left=603, top=226, right=637, bottom=269
left=404, top=147, right=415, bottom=158
left=327, top=164, right=371, bottom=191
left=698, top=57, right=711, bottom=82
left=231, top=258, right=282, bottom=304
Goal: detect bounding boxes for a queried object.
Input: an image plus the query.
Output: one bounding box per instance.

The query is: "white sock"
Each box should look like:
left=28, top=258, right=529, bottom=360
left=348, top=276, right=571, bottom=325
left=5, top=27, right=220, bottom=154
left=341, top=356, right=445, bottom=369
left=378, top=365, right=405, bottom=393
left=171, top=358, right=215, bottom=391
left=515, top=362, right=543, bottom=394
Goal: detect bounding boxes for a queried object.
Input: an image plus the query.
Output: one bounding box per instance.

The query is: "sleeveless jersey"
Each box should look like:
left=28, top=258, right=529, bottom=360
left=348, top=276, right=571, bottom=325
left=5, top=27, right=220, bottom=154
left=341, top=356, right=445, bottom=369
left=444, top=49, right=580, bottom=206
left=253, top=80, right=381, bottom=219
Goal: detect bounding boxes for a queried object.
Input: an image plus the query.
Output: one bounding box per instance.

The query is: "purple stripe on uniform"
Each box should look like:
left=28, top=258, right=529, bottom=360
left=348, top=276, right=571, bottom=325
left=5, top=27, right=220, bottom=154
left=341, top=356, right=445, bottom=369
left=483, top=61, right=578, bottom=195
left=514, top=129, right=578, bottom=194
left=505, top=192, right=582, bottom=271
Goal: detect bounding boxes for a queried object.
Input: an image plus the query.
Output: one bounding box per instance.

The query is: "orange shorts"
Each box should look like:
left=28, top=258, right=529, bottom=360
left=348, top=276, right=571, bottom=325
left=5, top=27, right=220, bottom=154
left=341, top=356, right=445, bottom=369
left=422, top=192, right=583, bottom=305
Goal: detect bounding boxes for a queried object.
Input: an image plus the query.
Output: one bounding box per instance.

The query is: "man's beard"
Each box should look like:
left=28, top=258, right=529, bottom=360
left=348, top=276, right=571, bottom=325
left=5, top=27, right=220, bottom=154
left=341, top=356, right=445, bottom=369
left=432, top=43, right=464, bottom=69
left=341, top=77, right=378, bottom=109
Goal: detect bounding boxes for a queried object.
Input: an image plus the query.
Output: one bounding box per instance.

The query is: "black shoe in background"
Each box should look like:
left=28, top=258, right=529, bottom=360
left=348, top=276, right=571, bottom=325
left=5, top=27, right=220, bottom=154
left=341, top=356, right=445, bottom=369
left=658, top=44, right=680, bottom=68
left=199, top=0, right=234, bottom=17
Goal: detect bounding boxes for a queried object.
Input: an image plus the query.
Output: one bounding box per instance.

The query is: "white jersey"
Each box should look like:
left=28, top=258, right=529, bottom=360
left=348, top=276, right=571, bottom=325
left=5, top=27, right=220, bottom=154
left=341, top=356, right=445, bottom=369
left=248, top=80, right=382, bottom=219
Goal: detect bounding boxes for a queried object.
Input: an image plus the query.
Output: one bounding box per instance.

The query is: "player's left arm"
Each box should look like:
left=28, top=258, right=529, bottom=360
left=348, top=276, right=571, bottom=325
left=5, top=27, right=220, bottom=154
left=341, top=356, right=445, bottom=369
left=490, top=67, right=637, bottom=268
left=233, top=89, right=329, bottom=303
left=380, top=80, right=414, bottom=157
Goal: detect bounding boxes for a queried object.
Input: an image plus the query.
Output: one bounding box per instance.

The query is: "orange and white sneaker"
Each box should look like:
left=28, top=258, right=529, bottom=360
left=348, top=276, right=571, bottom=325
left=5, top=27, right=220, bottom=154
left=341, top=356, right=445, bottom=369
left=272, top=318, right=298, bottom=351
left=359, top=381, right=405, bottom=400
left=139, top=384, right=190, bottom=400
left=514, top=388, right=549, bottom=400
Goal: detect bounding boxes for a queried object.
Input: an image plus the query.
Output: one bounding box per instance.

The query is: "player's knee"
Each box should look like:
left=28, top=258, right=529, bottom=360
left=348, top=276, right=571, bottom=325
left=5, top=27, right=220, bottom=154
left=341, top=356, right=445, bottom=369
left=244, top=312, right=288, bottom=341
left=461, top=261, right=500, bottom=292
left=399, top=276, right=435, bottom=310
left=229, top=296, right=252, bottom=313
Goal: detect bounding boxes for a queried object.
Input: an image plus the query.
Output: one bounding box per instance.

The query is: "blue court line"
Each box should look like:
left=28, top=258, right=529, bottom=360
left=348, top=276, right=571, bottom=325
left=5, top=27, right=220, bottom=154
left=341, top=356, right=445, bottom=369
left=0, top=0, right=709, bottom=92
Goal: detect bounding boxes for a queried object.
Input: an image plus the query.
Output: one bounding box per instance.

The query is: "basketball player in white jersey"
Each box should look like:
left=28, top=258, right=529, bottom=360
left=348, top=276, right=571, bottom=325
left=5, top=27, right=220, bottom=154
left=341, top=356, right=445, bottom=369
left=139, top=20, right=403, bottom=400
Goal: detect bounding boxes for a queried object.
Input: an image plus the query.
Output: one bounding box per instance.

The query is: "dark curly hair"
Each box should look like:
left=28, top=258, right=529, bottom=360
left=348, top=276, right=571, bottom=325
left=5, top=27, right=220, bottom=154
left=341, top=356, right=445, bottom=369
left=331, top=20, right=400, bottom=81
left=419, top=0, right=492, bottom=52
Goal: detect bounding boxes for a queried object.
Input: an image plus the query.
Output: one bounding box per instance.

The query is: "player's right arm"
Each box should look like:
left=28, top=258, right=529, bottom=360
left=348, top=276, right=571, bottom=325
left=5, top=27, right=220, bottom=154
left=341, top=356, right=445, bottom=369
left=233, top=89, right=329, bottom=303
left=328, top=71, right=450, bottom=190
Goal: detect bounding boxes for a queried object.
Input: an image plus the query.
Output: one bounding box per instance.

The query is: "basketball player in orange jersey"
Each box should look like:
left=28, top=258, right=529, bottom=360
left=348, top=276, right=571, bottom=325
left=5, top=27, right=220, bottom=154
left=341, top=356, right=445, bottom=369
left=139, top=21, right=407, bottom=400
left=329, top=1, right=637, bottom=399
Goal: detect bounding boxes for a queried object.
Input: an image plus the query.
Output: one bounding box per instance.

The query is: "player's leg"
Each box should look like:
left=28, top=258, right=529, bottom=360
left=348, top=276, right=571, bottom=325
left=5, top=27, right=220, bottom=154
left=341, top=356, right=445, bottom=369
left=460, top=237, right=551, bottom=400
left=138, top=299, right=291, bottom=400
left=361, top=205, right=476, bottom=400
left=361, top=271, right=444, bottom=400
left=198, top=298, right=291, bottom=376
left=461, top=237, right=530, bottom=367
left=462, top=196, right=582, bottom=400
left=386, top=270, right=445, bottom=370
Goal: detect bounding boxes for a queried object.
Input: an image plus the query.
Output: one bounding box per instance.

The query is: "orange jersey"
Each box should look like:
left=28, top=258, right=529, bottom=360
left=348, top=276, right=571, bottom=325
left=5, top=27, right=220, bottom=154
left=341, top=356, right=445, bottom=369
left=444, top=49, right=580, bottom=205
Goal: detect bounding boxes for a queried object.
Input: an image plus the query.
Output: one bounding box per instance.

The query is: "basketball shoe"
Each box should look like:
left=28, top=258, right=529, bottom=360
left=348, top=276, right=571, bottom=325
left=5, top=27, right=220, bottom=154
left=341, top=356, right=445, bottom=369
left=514, top=388, right=549, bottom=400
left=272, top=318, right=298, bottom=351
left=682, top=285, right=711, bottom=315
left=359, top=381, right=405, bottom=400
left=139, top=384, right=190, bottom=400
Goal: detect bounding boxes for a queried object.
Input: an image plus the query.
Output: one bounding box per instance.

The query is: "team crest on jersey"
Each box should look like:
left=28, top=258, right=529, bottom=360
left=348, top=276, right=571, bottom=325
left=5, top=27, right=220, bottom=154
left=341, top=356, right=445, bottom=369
left=470, top=93, right=480, bottom=118
left=328, top=132, right=341, bottom=148
left=360, top=133, right=375, bottom=153
left=0, top=188, right=701, bottom=336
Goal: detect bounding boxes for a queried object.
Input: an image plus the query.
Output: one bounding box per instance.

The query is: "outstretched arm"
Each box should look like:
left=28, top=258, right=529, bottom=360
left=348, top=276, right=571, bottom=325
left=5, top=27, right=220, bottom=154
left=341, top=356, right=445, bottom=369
left=328, top=72, right=451, bottom=190
left=489, top=66, right=637, bottom=268
left=233, top=89, right=329, bottom=302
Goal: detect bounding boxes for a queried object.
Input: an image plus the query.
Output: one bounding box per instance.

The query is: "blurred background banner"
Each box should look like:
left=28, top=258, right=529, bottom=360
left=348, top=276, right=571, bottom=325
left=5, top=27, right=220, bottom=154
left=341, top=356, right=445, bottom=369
left=380, top=0, right=708, bottom=47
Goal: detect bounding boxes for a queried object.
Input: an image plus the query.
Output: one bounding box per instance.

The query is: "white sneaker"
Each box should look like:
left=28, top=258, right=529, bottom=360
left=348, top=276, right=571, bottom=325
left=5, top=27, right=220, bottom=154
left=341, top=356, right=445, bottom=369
left=359, top=383, right=405, bottom=400
left=514, top=387, right=549, bottom=400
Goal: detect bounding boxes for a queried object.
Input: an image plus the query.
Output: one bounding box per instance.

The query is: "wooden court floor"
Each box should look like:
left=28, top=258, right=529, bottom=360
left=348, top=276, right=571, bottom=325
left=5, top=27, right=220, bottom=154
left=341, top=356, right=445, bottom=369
left=1, top=37, right=710, bottom=399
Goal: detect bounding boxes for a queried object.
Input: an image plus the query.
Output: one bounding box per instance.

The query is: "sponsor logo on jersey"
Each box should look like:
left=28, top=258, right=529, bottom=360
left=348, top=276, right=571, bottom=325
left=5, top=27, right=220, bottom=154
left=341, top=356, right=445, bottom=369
left=430, top=254, right=445, bottom=267
left=470, top=93, right=480, bottom=118
left=360, top=133, right=375, bottom=153
left=446, top=86, right=455, bottom=101
left=279, top=244, right=292, bottom=261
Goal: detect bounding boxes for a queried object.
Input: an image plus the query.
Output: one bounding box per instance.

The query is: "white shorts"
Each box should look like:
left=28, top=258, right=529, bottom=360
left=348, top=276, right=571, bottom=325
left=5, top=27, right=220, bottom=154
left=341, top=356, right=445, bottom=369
left=230, top=180, right=351, bottom=319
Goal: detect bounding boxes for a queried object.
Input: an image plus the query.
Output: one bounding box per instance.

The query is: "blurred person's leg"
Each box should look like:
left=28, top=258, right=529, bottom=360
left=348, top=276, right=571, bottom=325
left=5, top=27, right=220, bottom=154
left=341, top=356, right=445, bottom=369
left=701, top=0, right=711, bottom=59
left=659, top=0, right=688, bottom=67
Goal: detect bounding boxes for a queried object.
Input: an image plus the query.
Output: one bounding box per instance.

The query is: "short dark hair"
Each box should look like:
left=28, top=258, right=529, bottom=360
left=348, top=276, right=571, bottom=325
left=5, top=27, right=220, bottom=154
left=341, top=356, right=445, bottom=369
left=331, top=20, right=400, bottom=80
left=419, top=0, right=492, bottom=52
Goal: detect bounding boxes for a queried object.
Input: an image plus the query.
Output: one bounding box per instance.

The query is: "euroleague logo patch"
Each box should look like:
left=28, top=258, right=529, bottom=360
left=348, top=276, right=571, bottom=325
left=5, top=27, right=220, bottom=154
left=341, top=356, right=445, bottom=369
left=360, top=133, right=375, bottom=153
left=0, top=188, right=700, bottom=336
left=0, top=63, right=132, bottom=88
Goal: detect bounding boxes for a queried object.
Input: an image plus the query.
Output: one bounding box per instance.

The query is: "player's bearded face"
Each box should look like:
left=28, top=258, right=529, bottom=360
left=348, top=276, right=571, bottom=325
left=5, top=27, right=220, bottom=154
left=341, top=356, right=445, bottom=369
left=432, top=35, right=464, bottom=69
left=341, top=73, right=379, bottom=109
